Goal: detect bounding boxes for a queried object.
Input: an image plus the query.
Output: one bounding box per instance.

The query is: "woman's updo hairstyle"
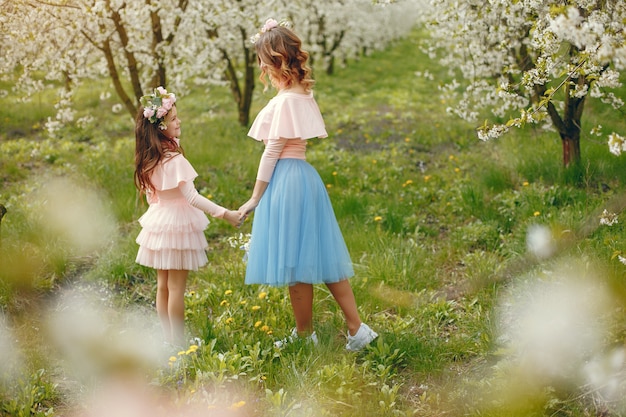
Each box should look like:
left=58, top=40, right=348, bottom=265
left=255, top=23, right=314, bottom=92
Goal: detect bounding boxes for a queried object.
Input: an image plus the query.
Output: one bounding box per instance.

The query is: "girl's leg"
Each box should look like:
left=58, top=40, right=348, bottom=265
left=167, top=269, right=189, bottom=345
left=156, top=269, right=171, bottom=342
left=288, top=283, right=314, bottom=334
left=325, top=280, right=362, bottom=336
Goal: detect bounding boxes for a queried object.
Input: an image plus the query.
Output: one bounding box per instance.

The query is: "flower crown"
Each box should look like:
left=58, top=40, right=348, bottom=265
left=140, top=86, right=176, bottom=130
left=250, top=18, right=292, bottom=44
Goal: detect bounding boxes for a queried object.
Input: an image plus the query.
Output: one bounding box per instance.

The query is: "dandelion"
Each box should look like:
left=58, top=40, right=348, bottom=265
left=251, top=305, right=261, bottom=311
left=177, top=350, right=186, bottom=356
left=405, top=137, right=411, bottom=142
left=186, top=345, right=198, bottom=355
left=261, top=325, right=270, bottom=332
left=533, top=211, right=541, bottom=217
left=523, top=181, right=529, bottom=186
left=599, top=209, right=618, bottom=226
left=240, top=300, right=247, bottom=305
left=449, top=155, right=455, bottom=160
left=225, top=317, right=234, bottom=324
left=374, top=216, right=383, bottom=222
left=258, top=292, right=267, bottom=299
left=224, top=289, right=233, bottom=296
left=254, top=320, right=262, bottom=328
left=402, top=179, right=413, bottom=187
left=332, top=171, right=337, bottom=176
left=207, top=194, right=213, bottom=199
left=326, top=184, right=332, bottom=189
left=169, top=356, right=177, bottom=363
left=372, top=159, right=377, bottom=164
left=424, top=175, right=431, bottom=182
left=220, top=300, right=229, bottom=307
left=454, top=167, right=460, bottom=173
left=229, top=401, right=246, bottom=410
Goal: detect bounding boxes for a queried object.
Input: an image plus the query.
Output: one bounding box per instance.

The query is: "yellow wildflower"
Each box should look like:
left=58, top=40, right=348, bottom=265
left=229, top=401, right=246, bottom=410
left=374, top=216, right=383, bottom=222
left=254, top=320, right=262, bottom=328
left=258, top=292, right=268, bottom=299
left=251, top=305, right=261, bottom=311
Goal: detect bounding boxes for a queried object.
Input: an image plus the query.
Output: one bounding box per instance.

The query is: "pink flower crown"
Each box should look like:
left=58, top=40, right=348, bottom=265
left=140, top=86, right=176, bottom=130
left=250, top=18, right=292, bottom=44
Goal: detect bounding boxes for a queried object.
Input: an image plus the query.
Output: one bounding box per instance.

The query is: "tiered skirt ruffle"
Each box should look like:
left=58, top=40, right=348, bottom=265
left=136, top=198, right=210, bottom=270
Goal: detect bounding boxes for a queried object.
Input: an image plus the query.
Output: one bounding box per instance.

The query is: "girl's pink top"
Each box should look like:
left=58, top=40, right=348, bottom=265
left=248, top=90, right=327, bottom=182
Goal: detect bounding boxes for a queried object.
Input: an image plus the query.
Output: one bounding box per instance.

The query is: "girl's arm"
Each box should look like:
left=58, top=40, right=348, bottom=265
left=180, top=181, right=242, bottom=227
left=239, top=138, right=287, bottom=215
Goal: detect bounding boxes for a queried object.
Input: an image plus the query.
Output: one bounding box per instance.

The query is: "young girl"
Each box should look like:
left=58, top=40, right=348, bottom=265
left=239, top=19, right=377, bottom=351
left=134, top=86, right=241, bottom=345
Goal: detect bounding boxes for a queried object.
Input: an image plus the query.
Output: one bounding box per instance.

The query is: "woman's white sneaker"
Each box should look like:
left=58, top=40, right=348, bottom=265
left=345, top=323, right=378, bottom=351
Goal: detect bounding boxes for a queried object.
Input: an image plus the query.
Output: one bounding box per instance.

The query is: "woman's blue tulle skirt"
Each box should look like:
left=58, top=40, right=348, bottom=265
left=245, top=159, right=354, bottom=287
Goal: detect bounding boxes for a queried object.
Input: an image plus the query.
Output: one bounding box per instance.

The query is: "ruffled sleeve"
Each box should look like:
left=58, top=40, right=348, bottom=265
left=151, top=153, right=198, bottom=191
left=248, top=92, right=328, bottom=141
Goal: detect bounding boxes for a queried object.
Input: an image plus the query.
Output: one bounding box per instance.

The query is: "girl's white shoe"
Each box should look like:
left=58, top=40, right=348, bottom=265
left=345, top=323, right=378, bottom=351
left=274, top=328, right=319, bottom=348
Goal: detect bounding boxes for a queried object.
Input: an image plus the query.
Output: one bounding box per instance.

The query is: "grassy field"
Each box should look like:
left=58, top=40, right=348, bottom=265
left=1, top=28, right=626, bottom=417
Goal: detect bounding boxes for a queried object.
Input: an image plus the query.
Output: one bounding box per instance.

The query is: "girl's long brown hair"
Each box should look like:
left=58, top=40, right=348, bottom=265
left=255, top=26, right=314, bottom=92
left=134, top=106, right=182, bottom=195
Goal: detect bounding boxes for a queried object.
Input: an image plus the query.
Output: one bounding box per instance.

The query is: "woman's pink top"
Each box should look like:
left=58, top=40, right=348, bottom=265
left=248, top=90, right=327, bottom=182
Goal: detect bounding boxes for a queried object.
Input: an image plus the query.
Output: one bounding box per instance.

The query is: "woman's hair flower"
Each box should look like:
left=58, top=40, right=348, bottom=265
left=140, top=86, right=176, bottom=130
left=250, top=18, right=292, bottom=44
left=262, top=18, right=278, bottom=32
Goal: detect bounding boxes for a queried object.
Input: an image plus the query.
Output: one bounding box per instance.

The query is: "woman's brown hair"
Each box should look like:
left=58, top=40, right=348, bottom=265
left=133, top=106, right=182, bottom=195
left=255, top=26, right=314, bottom=92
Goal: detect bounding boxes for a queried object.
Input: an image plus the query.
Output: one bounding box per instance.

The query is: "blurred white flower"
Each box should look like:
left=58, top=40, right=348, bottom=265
left=599, top=209, right=618, bottom=226
left=38, top=177, right=116, bottom=255
left=526, top=224, right=556, bottom=259
left=497, top=265, right=614, bottom=384
left=583, top=348, right=626, bottom=408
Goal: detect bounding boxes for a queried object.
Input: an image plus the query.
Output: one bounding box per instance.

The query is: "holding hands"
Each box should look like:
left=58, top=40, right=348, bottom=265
left=222, top=196, right=259, bottom=229
left=223, top=209, right=245, bottom=228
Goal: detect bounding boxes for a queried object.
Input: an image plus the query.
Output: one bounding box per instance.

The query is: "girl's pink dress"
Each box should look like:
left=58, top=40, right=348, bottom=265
left=135, top=153, right=225, bottom=271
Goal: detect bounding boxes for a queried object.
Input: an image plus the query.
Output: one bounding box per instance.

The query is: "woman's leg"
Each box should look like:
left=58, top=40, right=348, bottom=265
left=156, top=269, right=171, bottom=342
left=326, top=280, right=362, bottom=336
left=167, top=269, right=189, bottom=345
left=288, top=283, right=314, bottom=334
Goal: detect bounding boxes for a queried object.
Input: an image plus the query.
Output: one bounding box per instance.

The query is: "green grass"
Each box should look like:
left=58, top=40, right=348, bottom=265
left=1, top=27, right=626, bottom=416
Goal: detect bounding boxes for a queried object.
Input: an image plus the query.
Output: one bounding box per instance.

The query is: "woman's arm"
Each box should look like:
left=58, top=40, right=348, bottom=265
left=239, top=138, right=287, bottom=215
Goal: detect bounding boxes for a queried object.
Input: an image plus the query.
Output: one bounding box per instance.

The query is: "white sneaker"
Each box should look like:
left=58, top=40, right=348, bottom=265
left=274, top=328, right=319, bottom=348
left=345, top=323, right=378, bottom=351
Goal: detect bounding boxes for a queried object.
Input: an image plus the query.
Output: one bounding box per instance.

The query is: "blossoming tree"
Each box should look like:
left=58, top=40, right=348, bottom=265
left=0, top=0, right=420, bottom=131
left=424, top=0, right=626, bottom=165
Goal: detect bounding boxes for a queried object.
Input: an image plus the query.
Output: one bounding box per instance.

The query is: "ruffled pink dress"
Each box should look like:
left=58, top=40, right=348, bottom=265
left=135, top=153, right=225, bottom=271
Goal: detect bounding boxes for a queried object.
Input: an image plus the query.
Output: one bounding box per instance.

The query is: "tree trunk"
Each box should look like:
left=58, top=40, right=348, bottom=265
left=560, top=132, right=581, bottom=168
